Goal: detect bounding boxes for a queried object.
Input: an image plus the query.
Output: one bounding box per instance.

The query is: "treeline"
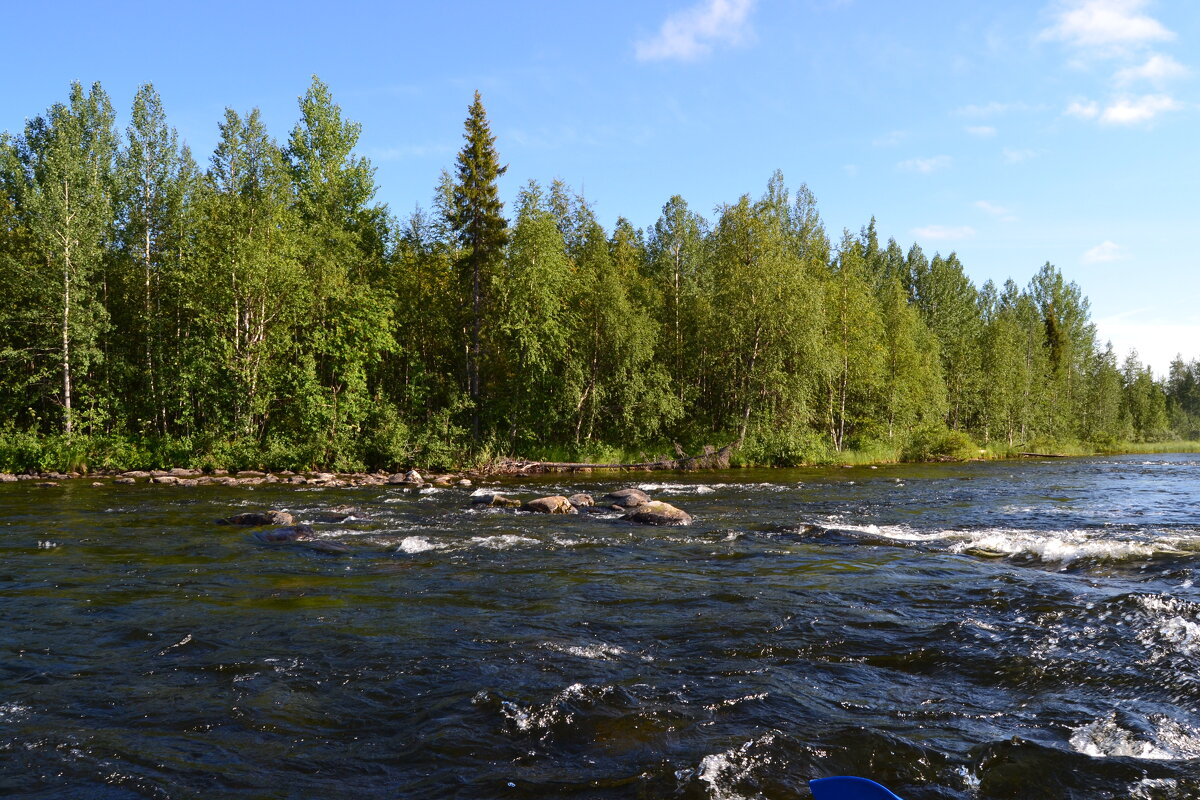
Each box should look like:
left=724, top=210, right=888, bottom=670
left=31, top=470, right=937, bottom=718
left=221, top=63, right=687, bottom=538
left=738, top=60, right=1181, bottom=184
left=0, top=77, right=1196, bottom=472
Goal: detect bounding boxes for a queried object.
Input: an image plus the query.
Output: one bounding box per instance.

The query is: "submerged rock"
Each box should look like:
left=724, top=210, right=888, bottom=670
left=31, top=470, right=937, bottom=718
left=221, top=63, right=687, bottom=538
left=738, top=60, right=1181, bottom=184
left=253, top=524, right=315, bottom=542
left=471, top=493, right=523, bottom=508
left=307, top=510, right=356, bottom=523
left=522, top=495, right=578, bottom=514
left=622, top=501, right=692, bottom=526
left=252, top=524, right=350, bottom=554
left=218, top=510, right=295, bottom=526
left=603, top=487, right=652, bottom=508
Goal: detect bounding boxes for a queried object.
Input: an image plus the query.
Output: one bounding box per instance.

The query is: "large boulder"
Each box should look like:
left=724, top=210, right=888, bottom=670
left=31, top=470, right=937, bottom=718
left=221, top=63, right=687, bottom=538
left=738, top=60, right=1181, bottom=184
left=603, top=487, right=651, bottom=508
left=622, top=501, right=692, bottom=526
left=218, top=510, right=295, bottom=526
left=522, top=495, right=578, bottom=514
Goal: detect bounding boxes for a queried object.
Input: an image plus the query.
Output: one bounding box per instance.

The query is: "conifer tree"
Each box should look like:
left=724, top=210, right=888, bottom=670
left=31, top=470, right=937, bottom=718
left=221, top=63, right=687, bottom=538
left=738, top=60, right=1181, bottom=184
left=447, top=91, right=507, bottom=442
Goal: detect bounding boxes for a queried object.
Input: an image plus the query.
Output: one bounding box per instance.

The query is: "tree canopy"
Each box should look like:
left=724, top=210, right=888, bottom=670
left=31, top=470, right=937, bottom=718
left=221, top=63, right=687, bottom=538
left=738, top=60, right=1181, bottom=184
left=0, top=78, right=1193, bottom=472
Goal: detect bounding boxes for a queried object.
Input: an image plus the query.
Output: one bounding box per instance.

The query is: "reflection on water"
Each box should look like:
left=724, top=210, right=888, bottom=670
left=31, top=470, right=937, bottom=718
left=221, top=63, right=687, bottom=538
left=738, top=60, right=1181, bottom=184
left=2, top=455, right=1200, bottom=798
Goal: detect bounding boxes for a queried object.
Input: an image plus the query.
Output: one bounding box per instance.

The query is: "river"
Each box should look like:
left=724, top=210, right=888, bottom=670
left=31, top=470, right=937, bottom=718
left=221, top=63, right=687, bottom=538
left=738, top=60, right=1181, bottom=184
left=2, top=454, right=1199, bottom=799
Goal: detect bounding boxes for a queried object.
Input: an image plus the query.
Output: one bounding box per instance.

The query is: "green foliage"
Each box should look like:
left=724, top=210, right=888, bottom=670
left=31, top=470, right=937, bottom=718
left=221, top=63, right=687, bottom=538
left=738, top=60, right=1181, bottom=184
left=902, top=426, right=979, bottom=462
left=0, top=81, right=1196, bottom=473
left=736, top=423, right=830, bottom=467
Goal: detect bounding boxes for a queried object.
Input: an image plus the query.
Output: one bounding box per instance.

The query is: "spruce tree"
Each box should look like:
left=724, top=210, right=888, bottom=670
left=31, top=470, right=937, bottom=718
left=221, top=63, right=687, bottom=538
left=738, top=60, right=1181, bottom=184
left=447, top=91, right=507, bottom=442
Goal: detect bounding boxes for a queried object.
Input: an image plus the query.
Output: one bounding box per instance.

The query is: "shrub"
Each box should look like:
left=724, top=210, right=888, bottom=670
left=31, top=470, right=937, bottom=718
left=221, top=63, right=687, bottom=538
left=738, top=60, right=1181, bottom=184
left=902, top=426, right=978, bottom=462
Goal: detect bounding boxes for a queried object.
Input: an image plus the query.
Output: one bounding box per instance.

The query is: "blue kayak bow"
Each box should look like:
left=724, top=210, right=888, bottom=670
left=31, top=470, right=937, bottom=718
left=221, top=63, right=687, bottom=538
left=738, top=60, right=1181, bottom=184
left=809, top=775, right=905, bottom=799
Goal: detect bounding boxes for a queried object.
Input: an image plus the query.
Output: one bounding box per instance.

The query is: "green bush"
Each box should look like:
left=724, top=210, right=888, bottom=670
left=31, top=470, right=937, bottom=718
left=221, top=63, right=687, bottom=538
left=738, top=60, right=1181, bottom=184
left=0, top=424, right=44, bottom=473
left=736, top=424, right=831, bottom=467
left=902, top=426, right=978, bottom=462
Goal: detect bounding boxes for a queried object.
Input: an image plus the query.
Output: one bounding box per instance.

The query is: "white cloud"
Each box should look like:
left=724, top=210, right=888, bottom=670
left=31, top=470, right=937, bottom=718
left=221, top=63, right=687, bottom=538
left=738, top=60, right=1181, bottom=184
left=635, top=0, right=756, bottom=62
left=912, top=225, right=976, bottom=241
left=974, top=200, right=1017, bottom=222
left=1067, top=93, right=1182, bottom=125
left=1115, top=53, right=1190, bottom=85
left=1082, top=240, right=1125, bottom=263
left=898, top=155, right=952, bottom=173
left=1100, top=93, right=1182, bottom=124
left=1040, top=0, right=1174, bottom=53
left=954, top=101, right=1041, bottom=117
left=1002, top=147, right=1038, bottom=164
left=1066, top=99, right=1101, bottom=118
left=965, top=125, right=997, bottom=137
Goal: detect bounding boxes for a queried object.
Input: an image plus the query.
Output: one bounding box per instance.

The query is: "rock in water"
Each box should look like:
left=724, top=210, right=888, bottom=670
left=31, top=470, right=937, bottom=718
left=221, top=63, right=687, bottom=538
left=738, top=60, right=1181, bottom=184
left=471, top=493, right=523, bottom=508
left=622, top=501, right=692, bottom=526
left=522, top=496, right=578, bottom=514
left=602, top=488, right=651, bottom=508
left=253, top=524, right=315, bottom=543
left=218, top=510, right=295, bottom=526
left=253, top=524, right=350, bottom=554
left=567, top=493, right=594, bottom=508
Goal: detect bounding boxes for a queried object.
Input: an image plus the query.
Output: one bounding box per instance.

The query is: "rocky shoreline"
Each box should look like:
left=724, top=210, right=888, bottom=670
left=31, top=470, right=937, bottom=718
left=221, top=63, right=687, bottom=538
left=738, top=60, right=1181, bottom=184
left=0, top=467, right=474, bottom=490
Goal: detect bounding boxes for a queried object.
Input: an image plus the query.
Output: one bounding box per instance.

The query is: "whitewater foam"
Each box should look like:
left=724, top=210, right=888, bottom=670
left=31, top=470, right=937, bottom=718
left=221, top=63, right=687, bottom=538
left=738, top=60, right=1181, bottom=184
left=470, top=534, right=538, bottom=550
left=397, top=536, right=445, bottom=554
left=695, top=732, right=777, bottom=800
left=1070, top=712, right=1200, bottom=760
left=541, top=641, right=628, bottom=660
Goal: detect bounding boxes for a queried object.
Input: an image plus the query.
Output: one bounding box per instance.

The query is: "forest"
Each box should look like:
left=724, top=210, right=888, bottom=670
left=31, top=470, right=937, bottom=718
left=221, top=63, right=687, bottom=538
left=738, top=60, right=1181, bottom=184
left=1, top=77, right=1197, bottom=474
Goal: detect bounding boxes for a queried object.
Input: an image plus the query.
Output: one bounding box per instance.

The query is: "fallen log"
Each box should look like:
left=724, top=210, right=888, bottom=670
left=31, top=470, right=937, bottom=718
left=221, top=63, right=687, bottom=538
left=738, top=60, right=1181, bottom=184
left=1017, top=452, right=1069, bottom=458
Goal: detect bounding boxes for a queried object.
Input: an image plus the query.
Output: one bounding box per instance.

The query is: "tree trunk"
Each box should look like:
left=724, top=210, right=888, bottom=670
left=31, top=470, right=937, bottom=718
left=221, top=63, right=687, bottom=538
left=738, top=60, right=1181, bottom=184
left=60, top=180, right=74, bottom=437
left=737, top=324, right=762, bottom=445
left=62, top=254, right=73, bottom=437
left=470, top=252, right=482, bottom=442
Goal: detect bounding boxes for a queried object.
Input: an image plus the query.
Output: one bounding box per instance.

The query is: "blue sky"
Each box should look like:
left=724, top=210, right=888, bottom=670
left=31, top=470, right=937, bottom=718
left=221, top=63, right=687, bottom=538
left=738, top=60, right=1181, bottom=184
left=4, top=0, right=1196, bottom=374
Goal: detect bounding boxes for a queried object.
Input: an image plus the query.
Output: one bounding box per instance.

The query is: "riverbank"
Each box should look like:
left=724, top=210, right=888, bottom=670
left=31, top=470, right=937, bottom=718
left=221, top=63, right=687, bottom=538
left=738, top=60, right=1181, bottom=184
left=3, top=439, right=1199, bottom=487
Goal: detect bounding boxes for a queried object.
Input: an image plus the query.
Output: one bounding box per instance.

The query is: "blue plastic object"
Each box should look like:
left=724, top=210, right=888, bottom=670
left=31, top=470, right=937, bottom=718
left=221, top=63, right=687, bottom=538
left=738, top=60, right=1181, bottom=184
left=809, top=775, right=906, bottom=800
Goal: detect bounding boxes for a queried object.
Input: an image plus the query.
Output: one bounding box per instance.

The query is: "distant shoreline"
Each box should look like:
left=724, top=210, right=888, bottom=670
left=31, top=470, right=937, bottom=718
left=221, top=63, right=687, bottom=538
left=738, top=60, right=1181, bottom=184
left=6, top=442, right=1198, bottom=488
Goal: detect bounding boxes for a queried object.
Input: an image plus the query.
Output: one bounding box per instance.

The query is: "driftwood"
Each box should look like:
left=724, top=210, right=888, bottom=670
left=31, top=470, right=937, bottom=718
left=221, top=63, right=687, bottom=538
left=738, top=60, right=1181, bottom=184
left=492, top=443, right=735, bottom=474
left=1018, top=452, right=1069, bottom=458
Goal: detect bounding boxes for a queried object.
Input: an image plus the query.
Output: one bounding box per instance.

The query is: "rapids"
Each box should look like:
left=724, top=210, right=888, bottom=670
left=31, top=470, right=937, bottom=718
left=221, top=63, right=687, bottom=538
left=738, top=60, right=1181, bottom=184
left=2, top=454, right=1199, bottom=798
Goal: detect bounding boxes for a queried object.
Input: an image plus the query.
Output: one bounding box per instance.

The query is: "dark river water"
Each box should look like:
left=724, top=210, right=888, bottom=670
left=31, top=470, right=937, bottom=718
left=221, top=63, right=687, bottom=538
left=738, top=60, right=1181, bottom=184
left=3, top=454, right=1200, bottom=799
